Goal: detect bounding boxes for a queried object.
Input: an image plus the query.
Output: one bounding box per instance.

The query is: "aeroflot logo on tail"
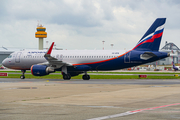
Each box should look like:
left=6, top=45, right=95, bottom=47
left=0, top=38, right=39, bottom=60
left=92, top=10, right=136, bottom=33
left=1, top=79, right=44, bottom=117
left=137, top=24, right=164, bottom=45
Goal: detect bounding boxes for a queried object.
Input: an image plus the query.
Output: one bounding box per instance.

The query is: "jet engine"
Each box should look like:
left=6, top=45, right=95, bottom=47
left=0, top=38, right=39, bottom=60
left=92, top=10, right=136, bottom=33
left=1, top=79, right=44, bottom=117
left=31, top=65, right=55, bottom=76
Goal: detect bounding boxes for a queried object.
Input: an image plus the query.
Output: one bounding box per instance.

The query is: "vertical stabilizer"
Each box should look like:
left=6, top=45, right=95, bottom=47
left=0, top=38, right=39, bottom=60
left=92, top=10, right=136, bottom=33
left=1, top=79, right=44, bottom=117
left=133, top=18, right=166, bottom=51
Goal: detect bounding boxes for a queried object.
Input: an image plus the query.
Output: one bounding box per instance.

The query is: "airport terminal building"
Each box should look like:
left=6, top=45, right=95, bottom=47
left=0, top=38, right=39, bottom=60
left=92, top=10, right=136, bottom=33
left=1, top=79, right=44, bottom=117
left=0, top=50, right=13, bottom=65
left=158, top=42, right=180, bottom=65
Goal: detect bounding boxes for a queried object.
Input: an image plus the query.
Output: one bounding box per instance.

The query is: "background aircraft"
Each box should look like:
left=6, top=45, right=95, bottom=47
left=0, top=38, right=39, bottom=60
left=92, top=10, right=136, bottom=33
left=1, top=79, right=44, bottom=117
left=2, top=18, right=169, bottom=80
left=172, top=61, right=180, bottom=71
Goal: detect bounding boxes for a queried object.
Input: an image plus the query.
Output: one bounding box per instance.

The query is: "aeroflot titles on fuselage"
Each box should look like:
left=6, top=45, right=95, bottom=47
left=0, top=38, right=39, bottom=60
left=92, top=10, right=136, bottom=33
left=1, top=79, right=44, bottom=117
left=24, top=51, right=120, bottom=59
left=27, top=51, right=120, bottom=54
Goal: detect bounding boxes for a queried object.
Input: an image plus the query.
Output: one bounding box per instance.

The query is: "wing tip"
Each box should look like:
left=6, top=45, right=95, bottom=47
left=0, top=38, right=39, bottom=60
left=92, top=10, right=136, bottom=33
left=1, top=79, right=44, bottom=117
left=46, top=42, right=54, bottom=55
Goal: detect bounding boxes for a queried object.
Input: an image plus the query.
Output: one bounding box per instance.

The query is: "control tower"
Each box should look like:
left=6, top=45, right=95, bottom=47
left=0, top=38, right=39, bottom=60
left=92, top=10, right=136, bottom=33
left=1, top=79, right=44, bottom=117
left=35, top=25, right=47, bottom=50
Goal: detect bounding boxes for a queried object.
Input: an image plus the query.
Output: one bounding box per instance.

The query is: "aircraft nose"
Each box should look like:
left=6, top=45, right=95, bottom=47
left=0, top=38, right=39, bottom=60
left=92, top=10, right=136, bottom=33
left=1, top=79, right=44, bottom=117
left=2, top=59, right=7, bottom=67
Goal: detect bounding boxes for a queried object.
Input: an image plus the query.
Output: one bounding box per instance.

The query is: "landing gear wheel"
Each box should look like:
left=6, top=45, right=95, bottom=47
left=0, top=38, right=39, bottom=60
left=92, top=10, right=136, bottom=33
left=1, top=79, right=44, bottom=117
left=63, top=73, right=71, bottom=80
left=20, top=70, right=26, bottom=79
left=82, top=74, right=90, bottom=80
left=20, top=75, right=25, bottom=79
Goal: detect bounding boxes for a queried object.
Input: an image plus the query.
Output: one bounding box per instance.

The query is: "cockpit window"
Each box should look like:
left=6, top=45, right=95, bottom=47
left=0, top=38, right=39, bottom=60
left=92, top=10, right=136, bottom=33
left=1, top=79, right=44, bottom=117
left=7, top=55, right=12, bottom=58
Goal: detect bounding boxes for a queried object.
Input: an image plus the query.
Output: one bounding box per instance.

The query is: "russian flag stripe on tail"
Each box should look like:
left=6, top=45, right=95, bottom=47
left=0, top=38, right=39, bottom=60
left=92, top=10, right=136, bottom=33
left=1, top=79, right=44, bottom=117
left=133, top=18, right=166, bottom=51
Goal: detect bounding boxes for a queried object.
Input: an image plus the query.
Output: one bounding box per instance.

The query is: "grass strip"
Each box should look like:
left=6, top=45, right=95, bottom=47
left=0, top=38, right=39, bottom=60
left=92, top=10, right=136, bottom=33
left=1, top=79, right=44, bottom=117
left=88, top=72, right=179, bottom=74
left=0, top=71, right=179, bottom=74
left=0, top=74, right=180, bottom=79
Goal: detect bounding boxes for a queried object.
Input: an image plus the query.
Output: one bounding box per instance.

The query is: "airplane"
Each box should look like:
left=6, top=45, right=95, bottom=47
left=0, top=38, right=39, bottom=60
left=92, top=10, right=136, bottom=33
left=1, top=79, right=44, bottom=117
left=2, top=18, right=170, bottom=80
left=172, top=61, right=180, bottom=71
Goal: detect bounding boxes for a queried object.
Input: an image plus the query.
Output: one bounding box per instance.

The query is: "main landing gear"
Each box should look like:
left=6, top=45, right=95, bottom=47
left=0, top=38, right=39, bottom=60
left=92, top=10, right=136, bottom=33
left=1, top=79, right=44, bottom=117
left=20, top=70, right=26, bottom=79
left=63, top=73, right=71, bottom=80
left=62, top=72, right=90, bottom=80
left=82, top=74, right=90, bottom=80
left=62, top=66, right=71, bottom=80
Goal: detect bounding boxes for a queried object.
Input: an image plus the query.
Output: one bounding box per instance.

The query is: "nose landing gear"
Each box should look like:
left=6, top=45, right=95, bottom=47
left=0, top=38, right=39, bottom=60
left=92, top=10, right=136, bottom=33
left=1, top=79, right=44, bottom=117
left=20, top=70, right=26, bottom=79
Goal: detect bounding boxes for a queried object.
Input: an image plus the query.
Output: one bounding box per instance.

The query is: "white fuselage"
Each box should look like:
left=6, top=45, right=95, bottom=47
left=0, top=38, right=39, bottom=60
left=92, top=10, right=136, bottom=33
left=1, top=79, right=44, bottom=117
left=3, top=49, right=126, bottom=70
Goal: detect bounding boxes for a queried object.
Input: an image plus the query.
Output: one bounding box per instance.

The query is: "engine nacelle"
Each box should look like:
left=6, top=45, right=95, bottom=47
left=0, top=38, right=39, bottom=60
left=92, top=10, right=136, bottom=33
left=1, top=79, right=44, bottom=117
left=31, top=65, right=55, bottom=76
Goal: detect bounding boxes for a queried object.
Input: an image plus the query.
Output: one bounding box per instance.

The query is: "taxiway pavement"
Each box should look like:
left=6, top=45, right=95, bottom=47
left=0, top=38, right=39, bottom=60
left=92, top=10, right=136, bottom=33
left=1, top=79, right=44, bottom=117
left=1, top=78, right=180, bottom=120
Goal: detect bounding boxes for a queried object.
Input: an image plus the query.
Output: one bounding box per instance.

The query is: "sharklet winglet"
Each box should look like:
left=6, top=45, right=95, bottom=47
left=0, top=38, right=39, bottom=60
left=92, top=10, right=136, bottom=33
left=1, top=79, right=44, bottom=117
left=46, top=42, right=54, bottom=55
left=44, top=42, right=54, bottom=58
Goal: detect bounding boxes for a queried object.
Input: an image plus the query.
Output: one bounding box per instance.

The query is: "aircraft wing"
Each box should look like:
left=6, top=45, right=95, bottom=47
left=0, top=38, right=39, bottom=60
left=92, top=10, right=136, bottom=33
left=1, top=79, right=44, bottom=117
left=42, top=42, right=73, bottom=68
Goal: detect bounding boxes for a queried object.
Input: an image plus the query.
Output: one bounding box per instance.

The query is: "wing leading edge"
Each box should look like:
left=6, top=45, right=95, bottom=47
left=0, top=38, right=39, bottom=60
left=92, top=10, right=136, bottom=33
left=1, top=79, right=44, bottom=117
left=43, top=42, right=72, bottom=68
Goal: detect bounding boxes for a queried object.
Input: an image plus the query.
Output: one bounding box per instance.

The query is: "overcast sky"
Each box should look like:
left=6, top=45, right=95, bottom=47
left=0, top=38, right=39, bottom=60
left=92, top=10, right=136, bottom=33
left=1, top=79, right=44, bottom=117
left=0, top=0, right=180, bottom=50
